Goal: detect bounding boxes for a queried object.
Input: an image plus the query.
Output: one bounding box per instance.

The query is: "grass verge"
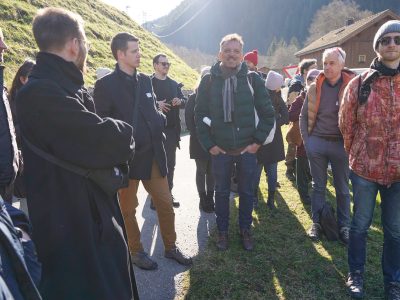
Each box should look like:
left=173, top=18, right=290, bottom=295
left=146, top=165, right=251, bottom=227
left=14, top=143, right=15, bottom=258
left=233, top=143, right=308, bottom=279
left=185, top=125, right=383, bottom=300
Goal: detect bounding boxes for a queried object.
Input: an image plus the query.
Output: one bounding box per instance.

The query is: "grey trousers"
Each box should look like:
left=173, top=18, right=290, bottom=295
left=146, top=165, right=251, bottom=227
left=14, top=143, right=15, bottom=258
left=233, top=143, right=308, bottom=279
left=306, top=135, right=350, bottom=228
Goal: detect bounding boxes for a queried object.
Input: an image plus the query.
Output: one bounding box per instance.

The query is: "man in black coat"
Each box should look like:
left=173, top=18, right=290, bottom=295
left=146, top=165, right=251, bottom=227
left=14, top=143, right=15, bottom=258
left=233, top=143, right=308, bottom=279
left=93, top=32, right=192, bottom=271
left=16, top=8, right=137, bottom=299
left=151, top=54, right=186, bottom=208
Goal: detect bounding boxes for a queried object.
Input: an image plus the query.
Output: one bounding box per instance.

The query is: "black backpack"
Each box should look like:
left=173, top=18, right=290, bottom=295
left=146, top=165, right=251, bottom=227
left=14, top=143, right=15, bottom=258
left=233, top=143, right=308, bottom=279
left=320, top=202, right=339, bottom=241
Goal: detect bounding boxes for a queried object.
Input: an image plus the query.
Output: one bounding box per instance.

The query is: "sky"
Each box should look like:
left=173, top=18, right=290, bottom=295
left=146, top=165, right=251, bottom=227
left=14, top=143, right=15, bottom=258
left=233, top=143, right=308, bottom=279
left=101, top=0, right=184, bottom=24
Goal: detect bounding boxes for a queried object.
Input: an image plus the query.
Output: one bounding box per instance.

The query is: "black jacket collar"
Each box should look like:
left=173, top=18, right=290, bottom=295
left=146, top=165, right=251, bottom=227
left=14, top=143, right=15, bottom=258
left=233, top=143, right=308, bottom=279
left=30, top=52, right=84, bottom=94
left=114, top=63, right=138, bottom=83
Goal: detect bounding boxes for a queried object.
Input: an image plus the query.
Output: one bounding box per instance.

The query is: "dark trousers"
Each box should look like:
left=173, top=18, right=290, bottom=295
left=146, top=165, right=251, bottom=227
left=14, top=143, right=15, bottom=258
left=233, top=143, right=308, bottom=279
left=296, top=156, right=311, bottom=199
left=195, top=159, right=214, bottom=194
left=306, top=135, right=350, bottom=227
left=285, top=143, right=296, bottom=171
left=212, top=152, right=257, bottom=232
left=348, top=172, right=400, bottom=288
left=164, top=127, right=179, bottom=191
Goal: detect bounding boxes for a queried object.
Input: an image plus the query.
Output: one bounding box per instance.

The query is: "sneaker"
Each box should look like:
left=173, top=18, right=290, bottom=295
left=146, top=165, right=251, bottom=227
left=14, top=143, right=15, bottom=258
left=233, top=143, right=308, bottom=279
left=172, top=195, right=180, bottom=208
left=131, top=251, right=158, bottom=270
left=308, top=223, right=322, bottom=241
left=386, top=282, right=400, bottom=300
left=216, top=231, right=228, bottom=251
left=240, top=229, right=254, bottom=251
left=346, top=271, right=364, bottom=299
left=164, top=247, right=192, bottom=266
left=339, top=227, right=350, bottom=245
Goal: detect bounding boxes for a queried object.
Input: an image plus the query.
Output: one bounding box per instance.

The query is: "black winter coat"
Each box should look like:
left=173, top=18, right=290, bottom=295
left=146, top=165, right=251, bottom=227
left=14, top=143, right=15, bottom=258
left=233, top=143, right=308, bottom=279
left=257, top=91, right=289, bottom=165
left=94, top=64, right=168, bottom=180
left=17, top=53, right=137, bottom=300
left=185, top=93, right=210, bottom=160
left=151, top=75, right=186, bottom=147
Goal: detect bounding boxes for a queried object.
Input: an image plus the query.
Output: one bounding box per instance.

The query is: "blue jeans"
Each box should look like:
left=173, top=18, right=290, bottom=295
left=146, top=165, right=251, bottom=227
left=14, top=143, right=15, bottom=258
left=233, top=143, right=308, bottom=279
left=306, top=136, right=350, bottom=227
left=212, top=152, right=257, bottom=232
left=348, top=172, right=400, bottom=287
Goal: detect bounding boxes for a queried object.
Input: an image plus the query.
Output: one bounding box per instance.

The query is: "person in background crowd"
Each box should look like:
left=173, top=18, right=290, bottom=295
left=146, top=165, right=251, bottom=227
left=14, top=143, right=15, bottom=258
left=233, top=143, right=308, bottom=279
left=340, top=20, right=400, bottom=300
left=0, top=26, right=41, bottom=300
left=8, top=59, right=35, bottom=199
left=185, top=66, right=214, bottom=213
left=255, top=71, right=288, bottom=209
left=243, top=49, right=267, bottom=79
left=285, top=59, right=317, bottom=182
left=0, top=29, right=20, bottom=204
left=299, top=47, right=354, bottom=245
left=94, top=33, right=192, bottom=271
left=195, top=33, right=275, bottom=251
left=151, top=53, right=186, bottom=209
left=288, top=69, right=320, bottom=205
left=17, top=8, right=138, bottom=299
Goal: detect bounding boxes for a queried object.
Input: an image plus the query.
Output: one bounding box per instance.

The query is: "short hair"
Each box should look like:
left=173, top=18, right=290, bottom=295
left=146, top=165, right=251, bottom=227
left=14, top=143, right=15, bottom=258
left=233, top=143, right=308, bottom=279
left=32, top=7, right=84, bottom=52
left=219, top=33, right=244, bottom=51
left=299, top=58, right=317, bottom=75
left=153, top=53, right=167, bottom=65
left=323, top=47, right=346, bottom=65
left=110, top=32, right=139, bottom=60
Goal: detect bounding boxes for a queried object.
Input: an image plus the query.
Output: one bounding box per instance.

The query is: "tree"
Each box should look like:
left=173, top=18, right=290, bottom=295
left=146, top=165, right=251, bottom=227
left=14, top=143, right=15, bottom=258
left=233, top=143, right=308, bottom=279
left=306, top=0, right=372, bottom=45
left=266, top=38, right=299, bottom=69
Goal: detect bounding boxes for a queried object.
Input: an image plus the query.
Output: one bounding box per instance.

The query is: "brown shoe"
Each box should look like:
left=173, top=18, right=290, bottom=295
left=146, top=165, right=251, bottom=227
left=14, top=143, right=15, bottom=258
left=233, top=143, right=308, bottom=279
left=164, top=247, right=192, bottom=266
left=240, top=229, right=254, bottom=251
left=131, top=251, right=158, bottom=270
left=216, top=231, right=228, bottom=251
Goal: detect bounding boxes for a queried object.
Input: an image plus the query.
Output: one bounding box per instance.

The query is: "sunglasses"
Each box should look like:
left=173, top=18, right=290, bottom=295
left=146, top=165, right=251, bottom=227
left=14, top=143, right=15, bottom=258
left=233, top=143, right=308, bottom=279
left=158, top=62, right=171, bottom=67
left=378, top=36, right=400, bottom=46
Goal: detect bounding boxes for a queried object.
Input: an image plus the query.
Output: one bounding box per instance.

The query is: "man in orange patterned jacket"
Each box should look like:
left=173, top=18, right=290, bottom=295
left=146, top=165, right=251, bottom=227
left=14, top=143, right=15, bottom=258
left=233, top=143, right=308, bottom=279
left=339, top=20, right=400, bottom=300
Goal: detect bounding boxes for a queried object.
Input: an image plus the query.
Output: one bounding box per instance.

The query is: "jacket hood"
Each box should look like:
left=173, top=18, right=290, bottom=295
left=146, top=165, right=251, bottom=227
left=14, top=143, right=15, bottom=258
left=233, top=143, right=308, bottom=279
left=210, top=61, right=249, bottom=77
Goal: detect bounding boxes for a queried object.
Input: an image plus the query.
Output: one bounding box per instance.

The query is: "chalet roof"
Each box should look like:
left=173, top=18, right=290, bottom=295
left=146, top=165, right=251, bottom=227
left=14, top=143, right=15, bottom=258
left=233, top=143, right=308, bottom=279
left=296, top=9, right=400, bottom=57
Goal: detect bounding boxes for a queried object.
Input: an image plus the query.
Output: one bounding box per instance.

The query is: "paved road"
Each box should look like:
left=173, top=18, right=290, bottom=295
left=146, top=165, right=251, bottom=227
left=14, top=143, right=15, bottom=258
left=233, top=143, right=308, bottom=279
left=134, top=134, right=216, bottom=300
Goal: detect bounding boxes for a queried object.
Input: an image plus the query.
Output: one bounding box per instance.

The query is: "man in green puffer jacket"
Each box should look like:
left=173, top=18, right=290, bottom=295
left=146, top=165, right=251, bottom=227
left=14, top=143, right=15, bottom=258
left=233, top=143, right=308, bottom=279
left=195, top=33, right=275, bottom=251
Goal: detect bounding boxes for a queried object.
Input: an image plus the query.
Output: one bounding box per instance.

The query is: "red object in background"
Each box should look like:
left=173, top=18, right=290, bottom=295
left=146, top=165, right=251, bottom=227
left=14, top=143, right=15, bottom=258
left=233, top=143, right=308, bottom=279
left=282, top=65, right=299, bottom=79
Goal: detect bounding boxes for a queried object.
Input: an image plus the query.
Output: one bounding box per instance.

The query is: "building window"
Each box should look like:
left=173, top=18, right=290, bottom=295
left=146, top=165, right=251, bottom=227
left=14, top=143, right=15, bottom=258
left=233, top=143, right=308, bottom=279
left=358, top=55, right=366, bottom=63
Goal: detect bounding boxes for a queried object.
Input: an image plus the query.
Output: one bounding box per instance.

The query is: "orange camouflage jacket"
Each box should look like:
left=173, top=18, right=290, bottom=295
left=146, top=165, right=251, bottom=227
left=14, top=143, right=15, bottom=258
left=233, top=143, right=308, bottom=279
left=339, top=71, right=400, bottom=186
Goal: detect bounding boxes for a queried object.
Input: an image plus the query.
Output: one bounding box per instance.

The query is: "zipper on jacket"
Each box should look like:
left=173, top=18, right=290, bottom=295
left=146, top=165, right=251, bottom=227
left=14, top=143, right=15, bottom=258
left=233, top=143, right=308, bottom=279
left=231, top=123, right=238, bottom=149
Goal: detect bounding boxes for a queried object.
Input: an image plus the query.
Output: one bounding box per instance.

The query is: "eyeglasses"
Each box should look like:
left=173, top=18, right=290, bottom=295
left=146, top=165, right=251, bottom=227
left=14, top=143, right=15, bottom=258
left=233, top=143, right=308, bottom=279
left=158, top=62, right=171, bottom=67
left=77, top=39, right=91, bottom=50
left=378, top=36, right=400, bottom=46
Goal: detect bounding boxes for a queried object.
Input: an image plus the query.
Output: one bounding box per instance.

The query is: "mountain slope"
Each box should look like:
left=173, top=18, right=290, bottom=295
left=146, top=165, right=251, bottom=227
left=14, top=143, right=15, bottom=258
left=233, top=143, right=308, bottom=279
left=146, top=0, right=400, bottom=55
left=0, top=0, right=198, bottom=88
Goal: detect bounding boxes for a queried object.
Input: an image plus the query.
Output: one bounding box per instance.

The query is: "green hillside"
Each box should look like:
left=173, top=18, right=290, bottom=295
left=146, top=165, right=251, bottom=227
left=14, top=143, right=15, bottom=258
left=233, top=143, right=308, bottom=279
left=0, top=0, right=198, bottom=88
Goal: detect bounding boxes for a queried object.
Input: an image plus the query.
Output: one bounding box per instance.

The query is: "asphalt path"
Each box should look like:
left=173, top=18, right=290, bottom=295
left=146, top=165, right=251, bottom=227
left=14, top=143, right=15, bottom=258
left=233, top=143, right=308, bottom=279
left=133, top=134, right=216, bottom=300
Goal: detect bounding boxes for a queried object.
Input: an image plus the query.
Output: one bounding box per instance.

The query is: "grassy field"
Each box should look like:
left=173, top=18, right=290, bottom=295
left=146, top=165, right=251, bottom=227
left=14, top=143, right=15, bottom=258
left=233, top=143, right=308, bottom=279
left=185, top=125, right=384, bottom=300
left=0, top=0, right=198, bottom=88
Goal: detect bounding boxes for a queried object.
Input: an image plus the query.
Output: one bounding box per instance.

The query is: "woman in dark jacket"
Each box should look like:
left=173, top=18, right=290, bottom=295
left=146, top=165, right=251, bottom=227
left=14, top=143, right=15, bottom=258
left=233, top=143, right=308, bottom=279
left=8, top=59, right=35, bottom=199
left=256, top=71, right=289, bottom=209
left=185, top=67, right=214, bottom=212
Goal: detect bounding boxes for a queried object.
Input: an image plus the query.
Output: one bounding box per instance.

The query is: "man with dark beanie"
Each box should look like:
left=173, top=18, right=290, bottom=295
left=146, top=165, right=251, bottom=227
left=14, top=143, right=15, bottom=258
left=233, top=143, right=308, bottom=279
left=195, top=34, right=275, bottom=251
left=340, top=20, right=400, bottom=300
left=300, top=47, right=354, bottom=245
